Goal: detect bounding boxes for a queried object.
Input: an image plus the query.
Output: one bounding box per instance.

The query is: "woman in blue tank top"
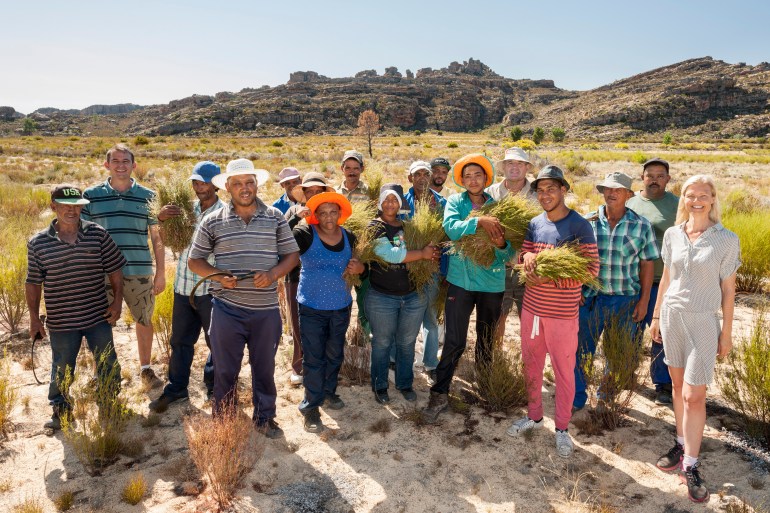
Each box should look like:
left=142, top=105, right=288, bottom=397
left=292, top=192, right=364, bottom=433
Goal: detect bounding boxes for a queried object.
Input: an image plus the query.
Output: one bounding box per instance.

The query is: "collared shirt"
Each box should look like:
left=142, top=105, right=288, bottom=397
left=174, top=198, right=224, bottom=296
left=583, top=205, right=660, bottom=297
left=189, top=199, right=299, bottom=310
left=404, top=187, right=447, bottom=218
left=272, top=193, right=296, bottom=215
left=485, top=177, right=538, bottom=203
left=26, top=220, right=126, bottom=331
left=661, top=223, right=740, bottom=313
left=433, top=186, right=455, bottom=199
left=444, top=191, right=515, bottom=293
left=335, top=181, right=369, bottom=203
left=626, top=191, right=679, bottom=282
left=81, top=178, right=157, bottom=276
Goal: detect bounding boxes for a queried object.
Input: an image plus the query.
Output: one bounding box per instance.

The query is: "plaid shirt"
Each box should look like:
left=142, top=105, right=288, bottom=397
left=584, top=205, right=659, bottom=297
left=174, top=198, right=224, bottom=296
left=335, top=181, right=369, bottom=203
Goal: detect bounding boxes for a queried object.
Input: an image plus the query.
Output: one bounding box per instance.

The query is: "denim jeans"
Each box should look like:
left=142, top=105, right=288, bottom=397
left=642, top=283, right=672, bottom=389
left=297, top=304, right=351, bottom=412
left=164, top=293, right=215, bottom=399
left=420, top=275, right=441, bottom=370
left=366, top=288, right=427, bottom=392
left=573, top=294, right=640, bottom=409
left=49, top=320, right=120, bottom=408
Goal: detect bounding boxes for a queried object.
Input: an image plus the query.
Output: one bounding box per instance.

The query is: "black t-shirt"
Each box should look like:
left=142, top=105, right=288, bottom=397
left=289, top=224, right=358, bottom=283
left=368, top=219, right=413, bottom=296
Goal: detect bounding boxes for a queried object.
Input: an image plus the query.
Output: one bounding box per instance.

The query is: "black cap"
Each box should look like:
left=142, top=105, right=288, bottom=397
left=51, top=185, right=90, bottom=205
left=531, top=165, right=571, bottom=191
left=430, top=157, right=451, bottom=169
left=642, top=158, right=670, bottom=173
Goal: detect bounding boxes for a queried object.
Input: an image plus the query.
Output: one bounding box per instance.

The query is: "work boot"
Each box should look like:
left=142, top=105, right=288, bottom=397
left=422, top=391, right=448, bottom=424
left=303, top=408, right=324, bottom=433
left=43, top=404, right=72, bottom=431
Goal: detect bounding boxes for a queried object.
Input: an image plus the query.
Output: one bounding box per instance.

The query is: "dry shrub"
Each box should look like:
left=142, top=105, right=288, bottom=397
left=150, top=176, right=196, bottom=254
left=11, top=496, right=44, bottom=513
left=0, top=183, right=50, bottom=218
left=0, top=226, right=29, bottom=333
left=151, top=267, right=176, bottom=364
left=185, top=406, right=265, bottom=511
left=121, top=473, right=147, bottom=505
left=578, top=311, right=643, bottom=431
left=0, top=351, right=19, bottom=439
left=53, top=490, right=74, bottom=511
left=61, top=350, right=130, bottom=473
left=339, top=329, right=370, bottom=386
left=474, top=341, right=528, bottom=412
left=718, top=305, right=770, bottom=447
left=368, top=418, right=391, bottom=434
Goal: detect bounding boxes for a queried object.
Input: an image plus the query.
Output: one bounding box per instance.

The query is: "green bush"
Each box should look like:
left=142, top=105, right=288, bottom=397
left=510, top=126, right=523, bottom=141
left=662, top=132, right=673, bottom=145
left=722, top=211, right=770, bottom=293
left=724, top=189, right=764, bottom=215
left=614, top=142, right=630, bottom=149
left=414, top=130, right=421, bottom=136
left=718, top=306, right=770, bottom=447
left=22, top=118, right=38, bottom=135
left=133, top=136, right=150, bottom=146
left=630, top=151, right=648, bottom=164
left=532, top=127, right=545, bottom=144
left=447, top=142, right=458, bottom=148
left=551, top=127, right=566, bottom=142
left=559, top=151, right=589, bottom=177
left=270, top=140, right=284, bottom=147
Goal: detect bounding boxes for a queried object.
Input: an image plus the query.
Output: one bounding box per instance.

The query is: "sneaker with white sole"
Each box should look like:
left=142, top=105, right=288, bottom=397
left=555, top=429, right=574, bottom=458
left=506, top=416, right=543, bottom=437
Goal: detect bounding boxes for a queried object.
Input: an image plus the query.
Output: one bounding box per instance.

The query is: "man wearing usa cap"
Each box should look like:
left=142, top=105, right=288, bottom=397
left=149, top=161, right=225, bottom=413
left=272, top=167, right=302, bottom=214
left=335, top=150, right=369, bottom=203
left=26, top=185, right=126, bottom=430
left=572, top=172, right=659, bottom=412
left=188, top=158, right=299, bottom=438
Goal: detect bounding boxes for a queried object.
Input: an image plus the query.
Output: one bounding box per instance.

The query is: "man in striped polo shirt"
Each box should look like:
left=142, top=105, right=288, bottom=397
left=82, top=144, right=166, bottom=389
left=507, top=165, right=599, bottom=458
left=26, top=185, right=127, bottom=430
left=189, top=159, right=299, bottom=438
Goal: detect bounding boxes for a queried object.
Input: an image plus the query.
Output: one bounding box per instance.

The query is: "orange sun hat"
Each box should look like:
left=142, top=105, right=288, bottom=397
left=452, top=153, right=495, bottom=188
left=305, top=192, right=353, bottom=225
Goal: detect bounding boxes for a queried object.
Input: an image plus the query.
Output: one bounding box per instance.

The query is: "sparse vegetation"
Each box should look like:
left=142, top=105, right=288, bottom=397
left=0, top=225, right=29, bottom=334
left=121, top=473, right=147, bottom=505
left=474, top=341, right=528, bottom=412
left=723, top=210, right=770, bottom=293
left=532, top=127, right=545, bottom=144
left=151, top=268, right=176, bottom=364
left=53, top=490, right=74, bottom=511
left=0, top=351, right=18, bottom=439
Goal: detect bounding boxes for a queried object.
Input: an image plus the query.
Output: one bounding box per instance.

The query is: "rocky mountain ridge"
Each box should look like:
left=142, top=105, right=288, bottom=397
left=2, top=57, right=769, bottom=139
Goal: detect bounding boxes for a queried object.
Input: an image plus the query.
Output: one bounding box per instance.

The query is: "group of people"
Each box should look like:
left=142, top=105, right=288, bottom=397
left=26, top=143, right=740, bottom=504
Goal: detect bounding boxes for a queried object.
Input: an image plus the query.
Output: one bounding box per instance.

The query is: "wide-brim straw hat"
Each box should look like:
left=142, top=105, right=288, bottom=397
left=305, top=192, right=353, bottom=225
left=211, top=158, right=270, bottom=189
left=452, top=154, right=495, bottom=189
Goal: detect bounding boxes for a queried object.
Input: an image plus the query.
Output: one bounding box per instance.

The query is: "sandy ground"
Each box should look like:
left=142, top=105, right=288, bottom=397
left=1, top=290, right=768, bottom=513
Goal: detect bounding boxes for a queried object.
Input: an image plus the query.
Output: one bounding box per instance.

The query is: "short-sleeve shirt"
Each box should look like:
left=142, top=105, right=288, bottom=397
left=584, top=206, right=660, bottom=297
left=520, top=210, right=599, bottom=319
left=188, top=199, right=299, bottom=310
left=485, top=177, right=538, bottom=203
left=626, top=191, right=679, bottom=282
left=368, top=220, right=413, bottom=296
left=26, top=220, right=126, bottom=331
left=174, top=198, right=224, bottom=296
left=335, top=182, right=369, bottom=203
left=81, top=178, right=157, bottom=276
left=661, top=223, right=741, bottom=313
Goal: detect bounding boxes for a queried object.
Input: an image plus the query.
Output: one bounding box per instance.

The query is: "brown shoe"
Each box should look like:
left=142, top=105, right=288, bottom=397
left=140, top=367, right=163, bottom=389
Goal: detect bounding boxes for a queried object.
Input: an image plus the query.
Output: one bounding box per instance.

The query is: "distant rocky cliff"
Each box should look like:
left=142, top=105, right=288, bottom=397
left=2, top=57, right=769, bottom=139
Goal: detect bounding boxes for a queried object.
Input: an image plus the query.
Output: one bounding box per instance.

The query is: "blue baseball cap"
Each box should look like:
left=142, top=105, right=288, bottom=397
left=189, top=161, right=221, bottom=183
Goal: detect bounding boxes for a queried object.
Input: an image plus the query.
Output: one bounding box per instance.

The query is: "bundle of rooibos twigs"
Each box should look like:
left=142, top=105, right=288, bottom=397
left=514, top=243, right=600, bottom=289
left=150, top=176, right=196, bottom=254
left=402, top=198, right=447, bottom=291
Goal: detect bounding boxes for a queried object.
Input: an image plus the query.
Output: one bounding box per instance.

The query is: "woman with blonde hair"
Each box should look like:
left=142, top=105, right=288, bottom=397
left=650, top=174, right=740, bottom=503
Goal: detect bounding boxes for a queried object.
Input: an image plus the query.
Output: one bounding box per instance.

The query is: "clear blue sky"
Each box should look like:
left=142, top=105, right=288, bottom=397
left=3, top=0, right=769, bottom=114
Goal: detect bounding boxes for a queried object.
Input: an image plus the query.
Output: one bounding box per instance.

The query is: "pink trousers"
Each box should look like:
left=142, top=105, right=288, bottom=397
left=520, top=310, right=578, bottom=431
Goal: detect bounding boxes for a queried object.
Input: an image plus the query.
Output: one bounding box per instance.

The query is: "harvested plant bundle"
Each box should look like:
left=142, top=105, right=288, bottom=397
left=402, top=199, right=447, bottom=291
left=514, top=243, right=600, bottom=289
left=343, top=201, right=383, bottom=288
left=343, top=201, right=378, bottom=239
left=451, top=195, right=539, bottom=267
left=433, top=278, right=449, bottom=324
left=150, top=176, right=196, bottom=254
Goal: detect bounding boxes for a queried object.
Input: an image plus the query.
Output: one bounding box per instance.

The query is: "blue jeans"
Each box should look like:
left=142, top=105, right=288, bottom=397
left=366, top=289, right=427, bottom=392
left=573, top=294, right=640, bottom=409
left=642, top=283, right=672, bottom=389
left=420, top=275, right=441, bottom=370
left=49, top=321, right=120, bottom=408
left=297, top=304, right=351, bottom=412
left=164, top=293, right=215, bottom=399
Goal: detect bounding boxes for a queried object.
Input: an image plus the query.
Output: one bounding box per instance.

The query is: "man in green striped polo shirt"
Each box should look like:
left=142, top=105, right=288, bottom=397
left=82, top=144, right=166, bottom=388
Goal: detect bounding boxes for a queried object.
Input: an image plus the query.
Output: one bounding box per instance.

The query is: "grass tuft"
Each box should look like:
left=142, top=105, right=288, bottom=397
left=121, top=473, right=147, bottom=505
left=474, top=341, right=528, bottom=412
left=368, top=418, right=391, bottom=434
left=0, top=351, right=19, bottom=440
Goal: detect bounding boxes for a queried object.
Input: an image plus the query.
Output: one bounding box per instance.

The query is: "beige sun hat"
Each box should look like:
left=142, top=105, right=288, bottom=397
left=497, top=147, right=532, bottom=165
left=211, top=158, right=270, bottom=189
left=596, top=172, right=634, bottom=193
left=291, top=172, right=334, bottom=203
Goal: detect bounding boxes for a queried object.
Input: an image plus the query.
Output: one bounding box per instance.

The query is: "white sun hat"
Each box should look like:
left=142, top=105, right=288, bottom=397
left=211, top=158, right=270, bottom=189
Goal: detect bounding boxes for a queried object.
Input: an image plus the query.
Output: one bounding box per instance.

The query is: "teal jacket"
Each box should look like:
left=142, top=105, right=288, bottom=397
left=443, top=191, right=515, bottom=293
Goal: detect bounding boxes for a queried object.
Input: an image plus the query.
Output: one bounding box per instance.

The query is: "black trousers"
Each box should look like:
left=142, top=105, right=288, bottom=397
left=430, top=284, right=504, bottom=394
left=163, top=293, right=215, bottom=398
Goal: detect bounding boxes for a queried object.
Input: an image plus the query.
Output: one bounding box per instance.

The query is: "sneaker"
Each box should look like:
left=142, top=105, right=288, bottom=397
left=257, top=418, right=283, bottom=439
left=140, top=368, right=163, bottom=389
left=422, top=391, right=448, bottom=424
left=506, top=416, right=543, bottom=437
left=680, top=462, right=709, bottom=503
left=399, top=388, right=417, bottom=402
left=425, top=369, right=437, bottom=386
left=290, top=373, right=303, bottom=387
left=303, top=408, right=324, bottom=433
left=324, top=393, right=345, bottom=410
left=374, top=389, right=390, bottom=404
left=555, top=429, right=574, bottom=458
left=655, top=388, right=673, bottom=405
left=656, top=441, right=684, bottom=472
left=149, top=393, right=188, bottom=414
left=206, top=388, right=214, bottom=401
left=43, top=405, right=71, bottom=431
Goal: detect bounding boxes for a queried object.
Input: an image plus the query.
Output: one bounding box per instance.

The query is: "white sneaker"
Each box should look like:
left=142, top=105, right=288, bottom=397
left=555, top=430, right=574, bottom=458
left=506, top=416, right=543, bottom=437
left=290, top=373, right=303, bottom=386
